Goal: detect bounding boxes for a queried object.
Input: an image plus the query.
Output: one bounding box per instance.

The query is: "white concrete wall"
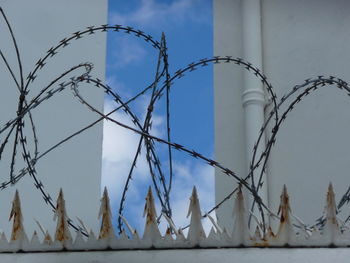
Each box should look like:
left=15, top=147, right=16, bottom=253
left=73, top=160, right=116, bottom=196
left=262, top=0, right=350, bottom=225
left=215, top=0, right=350, bottom=229
left=0, top=0, right=107, bottom=235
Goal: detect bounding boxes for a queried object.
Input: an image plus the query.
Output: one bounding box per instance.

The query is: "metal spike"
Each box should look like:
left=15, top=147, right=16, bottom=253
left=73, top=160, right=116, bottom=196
left=164, top=227, right=174, bottom=242
left=119, top=214, right=137, bottom=238
left=162, top=212, right=179, bottom=236
left=322, top=183, right=341, bottom=244
left=187, top=186, right=206, bottom=245
left=120, top=229, right=129, bottom=240
left=9, top=190, right=28, bottom=242
left=207, top=227, right=217, bottom=239
left=88, top=229, right=96, bottom=242
left=253, top=225, right=262, bottom=241
left=275, top=185, right=294, bottom=245
left=98, top=187, right=114, bottom=240
left=34, top=218, right=46, bottom=237
left=175, top=228, right=186, bottom=243
left=207, top=213, right=223, bottom=234
left=267, top=226, right=276, bottom=239
left=43, top=230, right=52, bottom=245
left=84, top=229, right=106, bottom=250
left=0, top=231, right=8, bottom=243
left=76, top=216, right=89, bottom=234
left=30, top=230, right=40, bottom=246
left=54, top=189, right=72, bottom=244
left=143, top=187, right=161, bottom=241
left=72, top=230, right=86, bottom=250
left=231, top=186, right=250, bottom=246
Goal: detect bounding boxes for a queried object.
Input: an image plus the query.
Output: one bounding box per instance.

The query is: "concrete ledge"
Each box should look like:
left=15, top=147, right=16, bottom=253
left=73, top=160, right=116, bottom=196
left=1, top=248, right=350, bottom=263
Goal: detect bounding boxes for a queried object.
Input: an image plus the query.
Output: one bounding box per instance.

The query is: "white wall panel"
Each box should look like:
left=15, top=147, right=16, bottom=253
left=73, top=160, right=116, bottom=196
left=0, top=0, right=107, bottom=235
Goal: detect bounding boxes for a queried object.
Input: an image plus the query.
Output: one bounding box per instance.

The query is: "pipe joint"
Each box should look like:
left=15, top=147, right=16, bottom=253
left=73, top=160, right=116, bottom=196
left=242, top=89, right=265, bottom=107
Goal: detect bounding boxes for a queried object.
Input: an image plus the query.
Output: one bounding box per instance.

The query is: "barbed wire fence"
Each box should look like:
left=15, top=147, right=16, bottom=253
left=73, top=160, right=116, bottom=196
left=1, top=7, right=350, bottom=238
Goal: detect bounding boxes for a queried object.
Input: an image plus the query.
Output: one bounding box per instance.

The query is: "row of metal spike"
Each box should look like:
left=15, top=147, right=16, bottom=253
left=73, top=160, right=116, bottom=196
left=0, top=183, right=348, bottom=252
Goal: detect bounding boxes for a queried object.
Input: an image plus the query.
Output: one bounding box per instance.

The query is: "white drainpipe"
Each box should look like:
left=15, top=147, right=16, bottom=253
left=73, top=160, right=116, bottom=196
left=241, top=0, right=268, bottom=219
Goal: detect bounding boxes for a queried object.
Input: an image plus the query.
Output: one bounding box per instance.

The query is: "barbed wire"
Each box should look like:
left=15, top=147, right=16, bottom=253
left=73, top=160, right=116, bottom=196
left=1, top=7, right=350, bottom=237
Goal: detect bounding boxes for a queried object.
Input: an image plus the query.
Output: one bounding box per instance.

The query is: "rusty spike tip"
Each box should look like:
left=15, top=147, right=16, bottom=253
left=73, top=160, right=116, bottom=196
left=10, top=190, right=26, bottom=241
left=278, top=184, right=290, bottom=219
left=103, top=186, right=108, bottom=197
left=235, top=183, right=244, bottom=203
left=282, top=184, right=287, bottom=194
left=326, top=182, right=336, bottom=207
left=31, top=230, right=39, bottom=242
left=143, top=186, right=154, bottom=217
left=165, top=227, right=171, bottom=236
left=237, top=185, right=244, bottom=198
left=267, top=226, right=275, bottom=238
left=99, top=187, right=111, bottom=218
left=328, top=182, right=334, bottom=195
left=57, top=188, right=64, bottom=201
left=98, top=186, right=114, bottom=239
left=13, top=189, right=19, bottom=202
left=192, top=186, right=198, bottom=196
left=142, top=185, right=161, bottom=239
left=9, top=189, right=20, bottom=221
left=326, top=182, right=337, bottom=217
left=44, top=230, right=52, bottom=242
left=237, top=183, right=243, bottom=193
left=101, top=186, right=109, bottom=204
left=281, top=185, right=289, bottom=203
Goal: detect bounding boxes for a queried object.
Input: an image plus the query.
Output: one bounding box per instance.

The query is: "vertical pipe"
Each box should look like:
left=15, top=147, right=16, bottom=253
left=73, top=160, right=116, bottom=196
left=241, top=0, right=268, bottom=221
left=214, top=0, right=247, bottom=232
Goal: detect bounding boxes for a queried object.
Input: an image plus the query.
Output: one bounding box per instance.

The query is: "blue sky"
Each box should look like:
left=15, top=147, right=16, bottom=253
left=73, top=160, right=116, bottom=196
left=102, top=0, right=214, bottom=233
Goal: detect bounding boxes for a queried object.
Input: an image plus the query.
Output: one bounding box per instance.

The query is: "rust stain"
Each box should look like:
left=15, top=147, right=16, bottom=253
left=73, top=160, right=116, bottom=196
left=44, top=230, right=52, bottom=244
left=9, top=190, right=23, bottom=241
left=268, top=226, right=275, bottom=236
left=278, top=185, right=290, bottom=225
left=99, top=187, right=113, bottom=239
left=55, top=218, right=65, bottom=241
left=55, top=190, right=65, bottom=241
left=144, top=186, right=156, bottom=226
left=54, top=188, right=71, bottom=242
left=253, top=240, right=270, bottom=247
left=143, top=186, right=161, bottom=239
left=252, top=226, right=274, bottom=246
left=326, top=183, right=338, bottom=226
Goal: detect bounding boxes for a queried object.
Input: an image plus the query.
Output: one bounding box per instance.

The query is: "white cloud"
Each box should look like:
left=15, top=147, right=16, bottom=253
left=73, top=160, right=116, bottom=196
left=101, top=96, right=216, bottom=236
left=110, top=0, right=210, bottom=29
left=101, top=96, right=169, bottom=213
left=167, top=161, right=215, bottom=235
left=107, top=0, right=212, bottom=73
left=108, top=37, right=148, bottom=70
left=106, top=76, right=125, bottom=94
left=101, top=98, right=162, bottom=194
